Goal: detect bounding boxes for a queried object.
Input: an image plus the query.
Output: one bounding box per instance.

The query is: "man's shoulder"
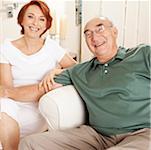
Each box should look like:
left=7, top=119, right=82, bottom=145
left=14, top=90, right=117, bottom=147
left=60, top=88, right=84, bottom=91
left=126, top=43, right=151, bottom=57
left=136, top=43, right=150, bottom=51
left=128, top=43, right=150, bottom=52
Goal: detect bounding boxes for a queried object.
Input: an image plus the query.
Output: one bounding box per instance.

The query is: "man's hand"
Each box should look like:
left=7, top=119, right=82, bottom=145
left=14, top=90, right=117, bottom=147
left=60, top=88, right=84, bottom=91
left=51, top=83, right=63, bottom=90
left=39, top=68, right=64, bottom=92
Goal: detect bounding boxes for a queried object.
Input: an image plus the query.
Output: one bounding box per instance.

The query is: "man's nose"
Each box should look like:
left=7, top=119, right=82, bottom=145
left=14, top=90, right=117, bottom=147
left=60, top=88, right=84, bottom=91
left=91, top=32, right=100, bottom=42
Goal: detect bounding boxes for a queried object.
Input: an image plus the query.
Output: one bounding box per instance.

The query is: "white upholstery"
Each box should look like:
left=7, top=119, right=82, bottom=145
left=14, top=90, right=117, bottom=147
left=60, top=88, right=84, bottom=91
left=39, top=85, right=86, bottom=131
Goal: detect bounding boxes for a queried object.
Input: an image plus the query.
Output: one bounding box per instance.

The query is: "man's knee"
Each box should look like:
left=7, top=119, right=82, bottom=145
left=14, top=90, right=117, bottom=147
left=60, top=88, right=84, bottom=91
left=19, top=133, right=60, bottom=150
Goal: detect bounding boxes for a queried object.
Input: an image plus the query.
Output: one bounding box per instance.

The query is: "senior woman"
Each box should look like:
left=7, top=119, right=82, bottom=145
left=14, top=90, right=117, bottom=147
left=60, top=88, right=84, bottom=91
left=0, top=0, right=76, bottom=149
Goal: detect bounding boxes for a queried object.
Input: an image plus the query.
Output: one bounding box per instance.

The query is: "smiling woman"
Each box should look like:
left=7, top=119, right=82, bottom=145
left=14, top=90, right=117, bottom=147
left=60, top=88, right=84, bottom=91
left=17, top=0, right=52, bottom=37
left=0, top=0, right=76, bottom=149
left=13, top=3, right=50, bottom=55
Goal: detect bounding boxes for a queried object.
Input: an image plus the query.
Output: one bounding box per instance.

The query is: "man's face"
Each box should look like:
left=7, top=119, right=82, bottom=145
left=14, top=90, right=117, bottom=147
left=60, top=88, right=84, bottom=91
left=84, top=17, right=118, bottom=60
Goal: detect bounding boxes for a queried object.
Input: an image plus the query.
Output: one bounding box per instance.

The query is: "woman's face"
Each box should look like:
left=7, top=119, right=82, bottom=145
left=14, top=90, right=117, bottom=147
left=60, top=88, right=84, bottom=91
left=21, top=5, right=47, bottom=38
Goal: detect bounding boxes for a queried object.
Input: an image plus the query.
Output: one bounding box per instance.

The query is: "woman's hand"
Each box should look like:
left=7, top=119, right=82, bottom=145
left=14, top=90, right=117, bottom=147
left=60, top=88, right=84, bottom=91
left=39, top=68, right=64, bottom=93
left=0, top=85, right=7, bottom=98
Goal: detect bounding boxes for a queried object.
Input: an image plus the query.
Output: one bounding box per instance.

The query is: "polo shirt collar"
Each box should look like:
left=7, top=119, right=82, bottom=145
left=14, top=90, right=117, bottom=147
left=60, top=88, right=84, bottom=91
left=93, top=46, right=127, bottom=66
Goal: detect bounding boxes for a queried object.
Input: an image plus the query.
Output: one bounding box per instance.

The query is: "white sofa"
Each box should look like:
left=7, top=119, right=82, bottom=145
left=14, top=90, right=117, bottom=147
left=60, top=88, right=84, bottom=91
left=39, top=85, right=86, bottom=131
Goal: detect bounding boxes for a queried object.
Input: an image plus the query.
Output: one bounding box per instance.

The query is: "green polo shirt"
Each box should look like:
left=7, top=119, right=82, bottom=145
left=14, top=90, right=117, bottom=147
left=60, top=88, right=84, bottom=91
left=55, top=44, right=151, bottom=136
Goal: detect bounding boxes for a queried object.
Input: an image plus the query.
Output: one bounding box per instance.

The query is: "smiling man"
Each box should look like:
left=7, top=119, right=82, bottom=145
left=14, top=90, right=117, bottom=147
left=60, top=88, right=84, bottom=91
left=19, top=17, right=151, bottom=150
left=84, top=17, right=118, bottom=63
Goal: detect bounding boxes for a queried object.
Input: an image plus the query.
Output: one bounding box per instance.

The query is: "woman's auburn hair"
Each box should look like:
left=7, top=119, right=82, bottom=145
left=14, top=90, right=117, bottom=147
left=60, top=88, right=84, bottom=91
left=17, top=0, right=53, bottom=36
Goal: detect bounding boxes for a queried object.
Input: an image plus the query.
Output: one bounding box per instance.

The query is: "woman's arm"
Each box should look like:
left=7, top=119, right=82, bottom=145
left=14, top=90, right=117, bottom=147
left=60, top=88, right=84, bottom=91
left=0, top=63, right=46, bottom=102
left=59, top=53, right=77, bottom=68
left=0, top=53, right=72, bottom=101
left=0, top=84, right=45, bottom=102
left=0, top=63, right=13, bottom=87
left=39, top=53, right=77, bottom=92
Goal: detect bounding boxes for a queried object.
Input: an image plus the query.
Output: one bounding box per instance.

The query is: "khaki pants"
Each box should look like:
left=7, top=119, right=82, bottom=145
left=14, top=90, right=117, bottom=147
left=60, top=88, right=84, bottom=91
left=19, top=125, right=151, bottom=150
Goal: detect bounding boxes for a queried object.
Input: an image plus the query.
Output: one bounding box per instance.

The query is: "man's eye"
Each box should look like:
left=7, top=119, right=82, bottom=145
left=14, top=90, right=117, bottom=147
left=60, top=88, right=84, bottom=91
left=97, top=25, right=104, bottom=33
left=97, top=27, right=103, bottom=32
left=85, top=32, right=91, bottom=37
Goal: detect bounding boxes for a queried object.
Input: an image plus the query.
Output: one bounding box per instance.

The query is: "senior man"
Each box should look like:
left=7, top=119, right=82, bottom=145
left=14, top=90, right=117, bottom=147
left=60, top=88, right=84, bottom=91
left=19, top=17, right=151, bottom=150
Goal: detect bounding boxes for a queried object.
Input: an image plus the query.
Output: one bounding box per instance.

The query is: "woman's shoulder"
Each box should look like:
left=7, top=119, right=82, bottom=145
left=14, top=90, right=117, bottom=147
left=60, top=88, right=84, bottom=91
left=0, top=39, right=17, bottom=63
left=44, top=37, right=62, bottom=49
left=44, top=37, right=57, bottom=45
left=44, top=37, right=66, bottom=54
left=1, top=37, right=22, bottom=48
left=0, top=38, right=22, bottom=57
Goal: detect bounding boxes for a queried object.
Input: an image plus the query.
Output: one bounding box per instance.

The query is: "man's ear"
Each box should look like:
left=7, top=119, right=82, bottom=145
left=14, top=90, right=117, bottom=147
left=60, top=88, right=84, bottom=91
left=112, top=27, right=118, bottom=38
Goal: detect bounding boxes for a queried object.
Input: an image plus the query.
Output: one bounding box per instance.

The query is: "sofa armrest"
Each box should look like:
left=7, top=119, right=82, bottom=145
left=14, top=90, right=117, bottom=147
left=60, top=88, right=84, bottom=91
left=39, top=85, right=86, bottom=131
